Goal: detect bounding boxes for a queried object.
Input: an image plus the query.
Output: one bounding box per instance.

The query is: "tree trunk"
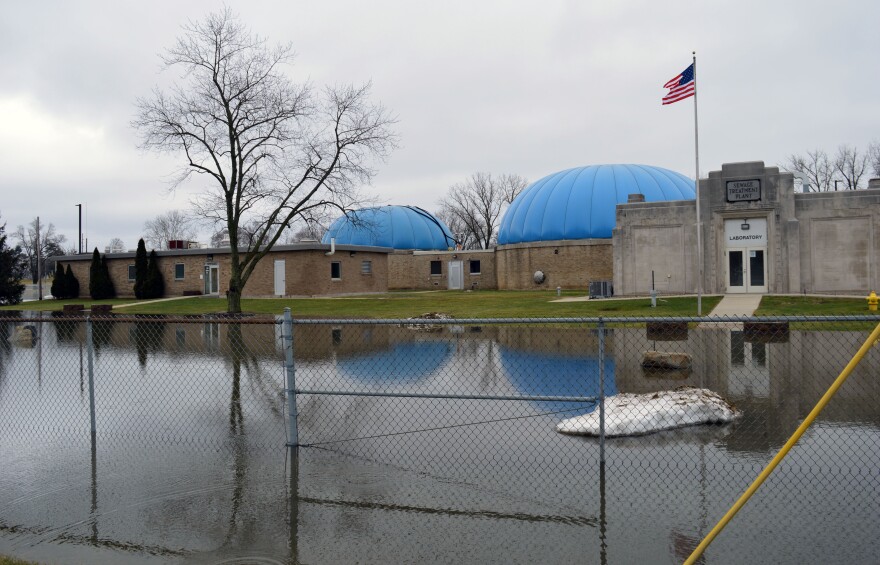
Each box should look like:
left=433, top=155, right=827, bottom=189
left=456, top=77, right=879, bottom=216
left=227, top=264, right=243, bottom=314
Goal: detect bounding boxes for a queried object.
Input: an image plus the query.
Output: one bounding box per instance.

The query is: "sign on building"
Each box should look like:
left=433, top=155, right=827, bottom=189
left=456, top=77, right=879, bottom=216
left=726, top=179, right=761, bottom=202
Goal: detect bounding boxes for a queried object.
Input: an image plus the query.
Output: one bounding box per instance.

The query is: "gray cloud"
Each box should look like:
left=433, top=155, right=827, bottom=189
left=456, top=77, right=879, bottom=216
left=2, top=0, right=878, bottom=250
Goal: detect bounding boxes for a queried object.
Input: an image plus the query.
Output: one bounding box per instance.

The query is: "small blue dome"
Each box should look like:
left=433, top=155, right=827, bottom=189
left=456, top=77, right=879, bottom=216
left=498, top=164, right=695, bottom=244
left=323, top=206, right=455, bottom=250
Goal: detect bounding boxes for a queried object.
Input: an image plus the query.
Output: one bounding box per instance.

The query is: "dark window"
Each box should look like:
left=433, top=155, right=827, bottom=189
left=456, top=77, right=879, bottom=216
left=331, top=262, right=341, bottom=279
left=469, top=260, right=481, bottom=275
left=174, top=263, right=185, bottom=280
left=430, top=260, right=442, bottom=275
left=361, top=260, right=372, bottom=275
left=127, top=264, right=136, bottom=281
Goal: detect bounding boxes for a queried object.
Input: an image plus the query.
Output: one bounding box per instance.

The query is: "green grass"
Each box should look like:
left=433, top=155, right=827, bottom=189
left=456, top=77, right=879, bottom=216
left=1, top=556, right=40, bottom=565
left=6, top=292, right=875, bottom=319
left=755, top=295, right=874, bottom=316
left=1, top=291, right=723, bottom=319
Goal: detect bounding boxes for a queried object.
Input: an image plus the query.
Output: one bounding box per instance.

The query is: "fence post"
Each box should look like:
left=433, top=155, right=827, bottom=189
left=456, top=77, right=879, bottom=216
left=283, top=308, right=299, bottom=447
left=598, top=317, right=605, bottom=464
left=86, top=315, right=96, bottom=436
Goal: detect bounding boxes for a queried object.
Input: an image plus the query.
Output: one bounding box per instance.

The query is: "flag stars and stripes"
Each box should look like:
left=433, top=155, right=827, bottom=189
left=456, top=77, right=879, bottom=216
left=662, top=63, right=695, bottom=105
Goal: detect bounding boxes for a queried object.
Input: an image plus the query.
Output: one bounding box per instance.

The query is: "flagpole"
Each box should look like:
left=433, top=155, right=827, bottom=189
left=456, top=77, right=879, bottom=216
left=692, top=51, right=702, bottom=316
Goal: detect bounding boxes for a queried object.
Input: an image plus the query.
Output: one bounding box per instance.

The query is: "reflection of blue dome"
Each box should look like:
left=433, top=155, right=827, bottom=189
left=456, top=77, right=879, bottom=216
left=338, top=341, right=453, bottom=383
left=500, top=347, right=616, bottom=413
left=498, top=164, right=695, bottom=244
left=323, top=206, right=455, bottom=250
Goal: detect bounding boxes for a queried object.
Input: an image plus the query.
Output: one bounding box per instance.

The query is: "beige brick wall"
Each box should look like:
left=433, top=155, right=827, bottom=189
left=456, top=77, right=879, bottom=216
left=59, top=247, right=389, bottom=298
left=388, top=250, right=498, bottom=290
left=495, top=239, right=612, bottom=290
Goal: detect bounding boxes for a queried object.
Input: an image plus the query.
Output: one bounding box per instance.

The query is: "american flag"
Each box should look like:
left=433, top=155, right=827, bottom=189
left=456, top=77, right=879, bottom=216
left=662, top=63, right=695, bottom=105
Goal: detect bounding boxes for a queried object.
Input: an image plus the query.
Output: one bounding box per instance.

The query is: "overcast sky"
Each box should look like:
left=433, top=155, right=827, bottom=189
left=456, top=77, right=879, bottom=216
left=2, top=0, right=878, bottom=252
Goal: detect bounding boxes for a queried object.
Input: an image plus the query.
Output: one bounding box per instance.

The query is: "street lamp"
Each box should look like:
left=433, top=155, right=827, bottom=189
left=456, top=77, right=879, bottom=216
left=76, top=204, right=82, bottom=253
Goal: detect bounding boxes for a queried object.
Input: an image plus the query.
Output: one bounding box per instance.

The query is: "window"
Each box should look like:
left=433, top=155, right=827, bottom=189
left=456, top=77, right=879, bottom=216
left=361, top=260, right=372, bottom=275
left=127, top=264, right=136, bottom=281
left=174, top=263, right=185, bottom=280
left=430, top=260, right=442, bottom=275
left=331, top=262, right=341, bottom=280
left=469, top=260, right=481, bottom=275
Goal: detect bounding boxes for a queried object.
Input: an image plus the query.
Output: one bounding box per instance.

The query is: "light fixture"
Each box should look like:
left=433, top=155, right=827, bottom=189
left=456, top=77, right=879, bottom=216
left=741, top=220, right=750, bottom=231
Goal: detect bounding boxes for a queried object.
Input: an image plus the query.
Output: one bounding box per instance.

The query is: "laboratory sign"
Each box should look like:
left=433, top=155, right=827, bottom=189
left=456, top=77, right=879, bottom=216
left=726, top=179, right=761, bottom=202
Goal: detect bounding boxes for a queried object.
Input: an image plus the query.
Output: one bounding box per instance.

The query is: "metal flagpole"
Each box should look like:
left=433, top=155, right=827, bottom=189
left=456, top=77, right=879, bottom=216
left=692, top=51, right=702, bottom=316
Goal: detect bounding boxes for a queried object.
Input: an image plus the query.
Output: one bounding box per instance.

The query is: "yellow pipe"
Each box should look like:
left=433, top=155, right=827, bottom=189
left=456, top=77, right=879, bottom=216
left=685, top=321, right=880, bottom=565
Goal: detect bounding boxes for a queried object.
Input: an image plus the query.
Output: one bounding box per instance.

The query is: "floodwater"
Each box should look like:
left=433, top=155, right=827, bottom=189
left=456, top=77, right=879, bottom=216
left=0, top=315, right=878, bottom=564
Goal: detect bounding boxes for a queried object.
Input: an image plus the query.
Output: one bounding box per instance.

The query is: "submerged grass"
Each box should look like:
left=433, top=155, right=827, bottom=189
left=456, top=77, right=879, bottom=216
left=0, top=556, right=40, bottom=565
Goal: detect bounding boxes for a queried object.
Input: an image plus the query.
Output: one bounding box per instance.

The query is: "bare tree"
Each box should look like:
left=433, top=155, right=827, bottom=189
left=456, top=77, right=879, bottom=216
left=14, top=219, right=67, bottom=283
left=784, top=149, right=834, bottom=192
left=133, top=9, right=396, bottom=312
left=143, top=210, right=197, bottom=249
left=438, top=173, right=528, bottom=249
left=870, top=141, right=880, bottom=179
left=435, top=206, right=476, bottom=250
left=835, top=144, right=870, bottom=190
left=107, top=238, right=127, bottom=253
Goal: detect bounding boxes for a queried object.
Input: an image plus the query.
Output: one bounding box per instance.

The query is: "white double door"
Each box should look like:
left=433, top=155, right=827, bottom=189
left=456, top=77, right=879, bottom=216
left=727, top=247, right=766, bottom=293
left=724, top=218, right=767, bottom=294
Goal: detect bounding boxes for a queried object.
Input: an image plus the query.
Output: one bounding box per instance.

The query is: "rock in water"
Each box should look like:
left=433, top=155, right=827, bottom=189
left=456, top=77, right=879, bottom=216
left=556, top=387, right=740, bottom=437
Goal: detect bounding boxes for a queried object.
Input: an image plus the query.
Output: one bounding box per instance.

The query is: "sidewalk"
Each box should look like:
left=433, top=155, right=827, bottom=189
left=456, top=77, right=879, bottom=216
left=706, top=294, right=762, bottom=317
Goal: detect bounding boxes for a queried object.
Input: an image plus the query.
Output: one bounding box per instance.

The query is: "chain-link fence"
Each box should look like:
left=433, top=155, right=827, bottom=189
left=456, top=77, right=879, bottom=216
left=1, top=312, right=879, bottom=562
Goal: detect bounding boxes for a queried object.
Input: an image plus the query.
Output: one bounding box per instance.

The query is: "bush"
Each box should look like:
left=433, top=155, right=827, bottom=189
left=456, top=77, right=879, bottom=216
left=142, top=250, right=165, bottom=299
left=50, top=262, right=67, bottom=299
left=89, top=248, right=116, bottom=300
left=65, top=264, right=80, bottom=298
left=0, top=222, right=26, bottom=305
left=134, top=239, right=148, bottom=299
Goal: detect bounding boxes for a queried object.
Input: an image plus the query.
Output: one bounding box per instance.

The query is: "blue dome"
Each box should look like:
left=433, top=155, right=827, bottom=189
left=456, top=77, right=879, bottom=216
left=322, top=206, right=455, bottom=250
left=498, top=164, right=695, bottom=244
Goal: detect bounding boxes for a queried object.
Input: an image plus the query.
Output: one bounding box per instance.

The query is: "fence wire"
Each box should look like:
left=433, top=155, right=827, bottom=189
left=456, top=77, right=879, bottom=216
left=1, top=312, right=879, bottom=563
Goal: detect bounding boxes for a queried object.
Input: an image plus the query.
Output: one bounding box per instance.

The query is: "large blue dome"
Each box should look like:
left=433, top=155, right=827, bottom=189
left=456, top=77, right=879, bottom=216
left=322, top=205, right=455, bottom=250
left=498, top=164, right=695, bottom=244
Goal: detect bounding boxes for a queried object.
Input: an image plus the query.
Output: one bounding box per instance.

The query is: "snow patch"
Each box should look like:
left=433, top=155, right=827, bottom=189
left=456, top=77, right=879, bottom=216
left=556, top=387, right=741, bottom=437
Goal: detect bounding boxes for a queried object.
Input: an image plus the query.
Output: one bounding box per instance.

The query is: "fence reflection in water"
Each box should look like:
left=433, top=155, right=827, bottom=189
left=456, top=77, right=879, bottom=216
left=0, top=313, right=878, bottom=563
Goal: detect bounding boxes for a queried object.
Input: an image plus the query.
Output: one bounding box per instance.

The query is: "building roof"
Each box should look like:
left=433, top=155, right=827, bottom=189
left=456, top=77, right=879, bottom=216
left=498, top=164, right=695, bottom=244
left=323, top=205, right=456, bottom=250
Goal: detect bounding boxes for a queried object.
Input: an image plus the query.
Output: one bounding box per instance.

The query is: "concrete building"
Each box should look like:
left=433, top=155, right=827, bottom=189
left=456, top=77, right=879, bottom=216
left=613, top=161, right=880, bottom=295
left=496, top=164, right=695, bottom=290
left=56, top=161, right=880, bottom=300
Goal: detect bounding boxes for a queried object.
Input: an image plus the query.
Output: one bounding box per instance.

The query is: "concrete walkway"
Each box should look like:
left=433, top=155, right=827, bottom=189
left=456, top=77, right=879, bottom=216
left=706, top=294, right=763, bottom=317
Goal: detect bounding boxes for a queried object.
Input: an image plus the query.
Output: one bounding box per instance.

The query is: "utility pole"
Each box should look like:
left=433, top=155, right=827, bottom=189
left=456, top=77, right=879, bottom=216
left=36, top=216, right=43, bottom=300
left=77, top=204, right=83, bottom=253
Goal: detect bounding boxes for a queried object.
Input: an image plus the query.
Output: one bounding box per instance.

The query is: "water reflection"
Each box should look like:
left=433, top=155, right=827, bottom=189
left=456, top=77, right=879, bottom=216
left=338, top=341, right=454, bottom=384
left=498, top=348, right=616, bottom=412
left=1, top=318, right=879, bottom=564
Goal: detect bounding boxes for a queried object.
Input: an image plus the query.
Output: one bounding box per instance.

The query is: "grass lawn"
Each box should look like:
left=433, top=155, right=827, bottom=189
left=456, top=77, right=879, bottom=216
left=1, top=291, right=722, bottom=319
left=754, top=295, right=872, bottom=316
left=4, top=292, right=876, bottom=319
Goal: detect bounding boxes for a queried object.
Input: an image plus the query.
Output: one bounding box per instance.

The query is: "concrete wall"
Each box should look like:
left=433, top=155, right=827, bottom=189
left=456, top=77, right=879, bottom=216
left=794, top=190, right=880, bottom=293
left=495, top=239, right=612, bottom=290
left=613, top=160, right=880, bottom=295
left=388, top=249, right=497, bottom=290
left=613, top=200, right=696, bottom=295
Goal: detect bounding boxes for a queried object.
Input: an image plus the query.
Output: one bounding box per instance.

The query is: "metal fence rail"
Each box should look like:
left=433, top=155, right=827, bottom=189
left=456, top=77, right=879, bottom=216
left=1, top=312, right=879, bottom=562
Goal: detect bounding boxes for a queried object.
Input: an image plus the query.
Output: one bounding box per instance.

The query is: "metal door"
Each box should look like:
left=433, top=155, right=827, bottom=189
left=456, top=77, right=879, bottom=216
left=274, top=260, right=286, bottom=296
left=204, top=264, right=220, bottom=295
left=448, top=260, right=463, bottom=290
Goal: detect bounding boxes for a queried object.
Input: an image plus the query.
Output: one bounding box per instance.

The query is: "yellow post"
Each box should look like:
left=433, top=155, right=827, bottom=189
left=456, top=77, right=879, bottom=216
left=684, top=321, right=880, bottom=565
